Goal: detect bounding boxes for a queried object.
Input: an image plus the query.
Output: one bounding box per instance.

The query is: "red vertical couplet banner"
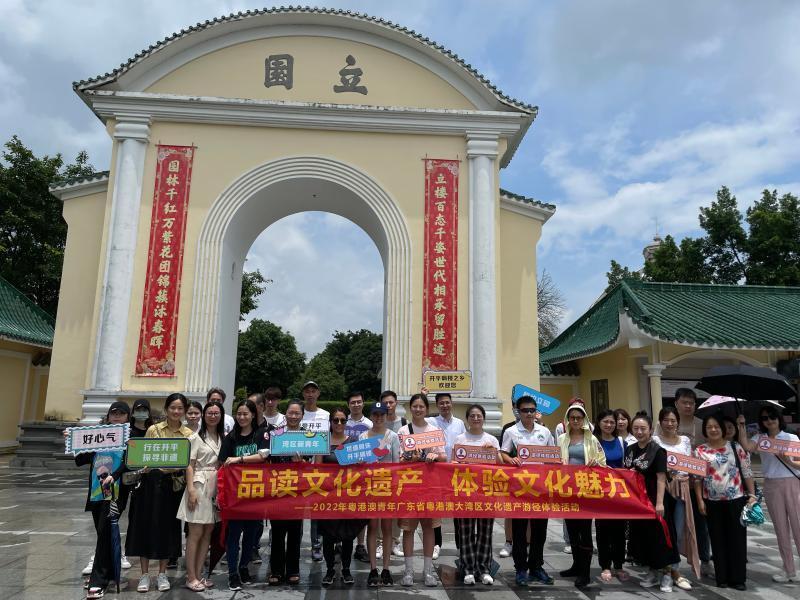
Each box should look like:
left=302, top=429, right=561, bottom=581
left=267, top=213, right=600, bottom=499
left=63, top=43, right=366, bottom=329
left=135, top=145, right=195, bottom=376
left=422, top=159, right=459, bottom=370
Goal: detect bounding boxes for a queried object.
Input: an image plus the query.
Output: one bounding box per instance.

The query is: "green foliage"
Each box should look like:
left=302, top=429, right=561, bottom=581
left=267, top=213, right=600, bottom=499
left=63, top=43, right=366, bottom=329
left=608, top=186, right=800, bottom=288
left=288, top=354, right=347, bottom=402
left=240, top=269, right=271, bottom=321
left=343, top=333, right=383, bottom=400
left=0, top=136, right=95, bottom=315
left=235, top=319, right=305, bottom=395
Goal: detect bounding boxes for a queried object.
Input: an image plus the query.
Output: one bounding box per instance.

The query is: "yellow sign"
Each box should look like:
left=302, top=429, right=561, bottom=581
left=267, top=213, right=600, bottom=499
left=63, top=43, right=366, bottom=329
left=423, top=370, right=472, bottom=394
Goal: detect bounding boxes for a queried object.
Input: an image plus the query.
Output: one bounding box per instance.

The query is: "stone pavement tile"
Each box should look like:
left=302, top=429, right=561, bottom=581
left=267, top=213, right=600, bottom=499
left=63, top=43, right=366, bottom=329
left=8, top=586, right=88, bottom=600
left=0, top=567, right=68, bottom=586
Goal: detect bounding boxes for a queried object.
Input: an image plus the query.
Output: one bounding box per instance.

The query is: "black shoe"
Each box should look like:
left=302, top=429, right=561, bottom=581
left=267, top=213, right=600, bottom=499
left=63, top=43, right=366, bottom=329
left=559, top=567, right=578, bottom=578
left=322, top=570, right=335, bottom=586
left=733, top=583, right=746, bottom=591
left=228, top=574, right=243, bottom=591
left=717, top=582, right=728, bottom=588
left=166, top=559, right=178, bottom=570
left=368, top=569, right=380, bottom=587
left=575, top=576, right=592, bottom=589
left=251, top=549, right=262, bottom=564
left=342, top=570, right=355, bottom=585
left=238, top=567, right=252, bottom=585
left=354, top=544, right=369, bottom=563
left=381, top=569, right=394, bottom=586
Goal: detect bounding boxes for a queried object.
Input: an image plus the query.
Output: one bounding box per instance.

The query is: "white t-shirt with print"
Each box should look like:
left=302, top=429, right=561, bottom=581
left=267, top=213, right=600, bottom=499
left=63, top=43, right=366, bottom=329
left=502, top=421, right=555, bottom=453
left=301, top=407, right=330, bottom=431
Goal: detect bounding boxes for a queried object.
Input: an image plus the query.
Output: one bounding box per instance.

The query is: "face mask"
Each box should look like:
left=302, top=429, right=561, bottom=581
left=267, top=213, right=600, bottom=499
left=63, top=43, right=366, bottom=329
left=133, top=410, right=149, bottom=420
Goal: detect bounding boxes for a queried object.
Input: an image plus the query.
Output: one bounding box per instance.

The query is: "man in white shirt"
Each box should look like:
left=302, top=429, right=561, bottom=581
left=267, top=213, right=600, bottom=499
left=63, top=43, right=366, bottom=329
left=207, top=387, right=234, bottom=434
left=262, top=386, right=287, bottom=429
left=427, top=393, right=465, bottom=560
left=345, top=392, right=373, bottom=438
left=299, top=380, right=328, bottom=561
left=501, top=395, right=556, bottom=586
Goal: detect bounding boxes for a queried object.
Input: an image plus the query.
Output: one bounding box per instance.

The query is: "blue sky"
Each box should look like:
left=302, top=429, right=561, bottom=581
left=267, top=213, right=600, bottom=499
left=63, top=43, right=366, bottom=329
left=2, top=1, right=799, bottom=357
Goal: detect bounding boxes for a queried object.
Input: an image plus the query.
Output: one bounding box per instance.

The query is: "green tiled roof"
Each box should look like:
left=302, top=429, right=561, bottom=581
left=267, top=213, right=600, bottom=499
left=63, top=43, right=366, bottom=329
left=0, top=276, right=55, bottom=347
left=540, top=280, right=800, bottom=367
left=500, top=188, right=556, bottom=212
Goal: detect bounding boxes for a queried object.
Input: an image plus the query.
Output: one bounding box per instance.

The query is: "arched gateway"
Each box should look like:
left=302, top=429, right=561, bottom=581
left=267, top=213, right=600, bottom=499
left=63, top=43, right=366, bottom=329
left=46, top=8, right=554, bottom=433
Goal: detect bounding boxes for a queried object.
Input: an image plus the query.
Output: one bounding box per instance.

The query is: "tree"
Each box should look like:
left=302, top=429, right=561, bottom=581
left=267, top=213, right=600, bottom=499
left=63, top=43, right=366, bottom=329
left=240, top=268, right=271, bottom=320
left=537, top=270, right=566, bottom=346
left=288, top=354, right=347, bottom=402
left=235, top=319, right=305, bottom=395
left=342, top=333, right=383, bottom=400
left=607, top=186, right=800, bottom=289
left=0, top=136, right=95, bottom=315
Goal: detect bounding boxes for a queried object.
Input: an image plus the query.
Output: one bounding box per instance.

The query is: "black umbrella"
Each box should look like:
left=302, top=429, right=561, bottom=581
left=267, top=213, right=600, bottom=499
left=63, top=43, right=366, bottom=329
left=695, top=396, right=784, bottom=422
left=695, top=365, right=796, bottom=402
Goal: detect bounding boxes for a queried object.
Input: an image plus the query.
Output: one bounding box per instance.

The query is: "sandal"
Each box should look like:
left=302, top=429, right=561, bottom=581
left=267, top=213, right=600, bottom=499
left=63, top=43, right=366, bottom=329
left=185, top=580, right=205, bottom=592
left=200, top=577, right=214, bottom=588
left=616, top=569, right=630, bottom=582
left=600, top=569, right=613, bottom=583
left=268, top=575, right=283, bottom=586
left=86, top=587, right=105, bottom=599
left=287, top=574, right=301, bottom=585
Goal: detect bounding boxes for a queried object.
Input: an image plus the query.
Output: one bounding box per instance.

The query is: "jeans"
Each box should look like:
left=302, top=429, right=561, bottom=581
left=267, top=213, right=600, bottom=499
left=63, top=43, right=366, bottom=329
left=226, top=520, right=259, bottom=576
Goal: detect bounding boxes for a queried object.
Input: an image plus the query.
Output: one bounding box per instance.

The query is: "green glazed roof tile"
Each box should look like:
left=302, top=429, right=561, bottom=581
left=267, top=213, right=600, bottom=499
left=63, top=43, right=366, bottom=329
left=0, top=276, right=55, bottom=347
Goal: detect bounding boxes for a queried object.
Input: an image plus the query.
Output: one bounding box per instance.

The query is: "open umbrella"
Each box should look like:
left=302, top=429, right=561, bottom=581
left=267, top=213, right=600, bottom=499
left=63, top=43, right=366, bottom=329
left=695, top=365, right=795, bottom=402
left=696, top=395, right=783, bottom=422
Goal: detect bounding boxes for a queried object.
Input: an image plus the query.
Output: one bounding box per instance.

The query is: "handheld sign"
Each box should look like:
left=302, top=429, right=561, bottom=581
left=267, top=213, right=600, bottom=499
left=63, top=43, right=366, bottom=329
left=511, top=385, right=561, bottom=416
left=334, top=437, right=382, bottom=465
left=271, top=430, right=330, bottom=456
left=517, top=444, right=561, bottom=464
left=756, top=435, right=800, bottom=458
left=66, top=423, right=130, bottom=455
left=666, top=452, right=708, bottom=476
left=126, top=437, right=190, bottom=468
left=422, top=370, right=473, bottom=395
left=400, top=429, right=446, bottom=452
left=452, top=444, right=498, bottom=464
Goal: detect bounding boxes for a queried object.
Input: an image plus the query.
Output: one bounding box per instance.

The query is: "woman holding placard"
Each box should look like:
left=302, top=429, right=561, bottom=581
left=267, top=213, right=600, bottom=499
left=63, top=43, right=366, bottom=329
left=737, top=406, right=800, bottom=583
left=653, top=406, right=698, bottom=589
left=398, top=393, right=446, bottom=587
left=452, top=404, right=501, bottom=586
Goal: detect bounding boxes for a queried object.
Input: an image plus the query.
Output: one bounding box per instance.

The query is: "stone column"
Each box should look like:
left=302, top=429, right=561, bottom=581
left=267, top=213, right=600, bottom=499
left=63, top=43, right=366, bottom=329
left=85, top=115, right=150, bottom=422
left=643, top=363, right=667, bottom=417
left=467, top=132, right=500, bottom=433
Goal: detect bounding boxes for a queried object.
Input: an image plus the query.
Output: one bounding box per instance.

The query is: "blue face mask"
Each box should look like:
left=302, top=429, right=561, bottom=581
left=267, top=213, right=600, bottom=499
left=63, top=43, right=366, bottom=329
left=133, top=410, right=149, bottom=420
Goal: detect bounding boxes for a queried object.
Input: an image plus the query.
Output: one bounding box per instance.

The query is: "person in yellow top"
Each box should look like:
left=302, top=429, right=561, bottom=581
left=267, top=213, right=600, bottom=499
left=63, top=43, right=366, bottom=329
left=126, top=393, right=193, bottom=593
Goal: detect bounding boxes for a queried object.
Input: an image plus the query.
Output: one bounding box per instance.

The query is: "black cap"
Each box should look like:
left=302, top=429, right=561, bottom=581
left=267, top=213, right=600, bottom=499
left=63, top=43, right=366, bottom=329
left=368, top=401, right=388, bottom=415
left=108, top=401, right=131, bottom=416
left=132, top=399, right=151, bottom=411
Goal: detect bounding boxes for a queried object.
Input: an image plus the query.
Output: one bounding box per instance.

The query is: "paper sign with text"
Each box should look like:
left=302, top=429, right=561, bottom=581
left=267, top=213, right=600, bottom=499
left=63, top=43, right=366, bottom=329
left=423, top=370, right=472, bottom=394
left=452, top=444, right=498, bottom=464
left=666, top=452, right=708, bottom=476
left=66, top=424, right=130, bottom=455
left=400, top=429, right=446, bottom=452
left=517, top=444, right=562, bottom=464
left=756, top=435, right=800, bottom=458
left=271, top=430, right=330, bottom=456
left=126, top=437, right=190, bottom=468
left=334, top=436, right=382, bottom=465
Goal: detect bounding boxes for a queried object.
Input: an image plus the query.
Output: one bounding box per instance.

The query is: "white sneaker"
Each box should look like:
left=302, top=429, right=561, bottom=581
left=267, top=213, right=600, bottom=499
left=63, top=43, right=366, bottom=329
left=137, top=574, right=150, bottom=593
left=660, top=574, right=673, bottom=592
left=563, top=545, right=572, bottom=554
left=157, top=573, right=170, bottom=592
left=424, top=570, right=438, bottom=587
left=121, top=555, right=131, bottom=569
left=432, top=544, right=440, bottom=560
left=82, top=555, right=95, bottom=576
left=401, top=571, right=414, bottom=586
left=376, top=543, right=383, bottom=560
left=481, top=573, right=494, bottom=585
left=498, top=541, right=512, bottom=558
left=640, top=570, right=658, bottom=588
left=791, top=575, right=800, bottom=583
left=773, top=573, right=790, bottom=583
left=392, top=542, right=404, bottom=557
left=463, top=574, right=475, bottom=585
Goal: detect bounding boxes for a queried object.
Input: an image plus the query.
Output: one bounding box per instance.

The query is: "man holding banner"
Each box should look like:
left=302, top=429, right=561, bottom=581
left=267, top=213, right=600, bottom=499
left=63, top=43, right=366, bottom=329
left=500, top=395, right=557, bottom=586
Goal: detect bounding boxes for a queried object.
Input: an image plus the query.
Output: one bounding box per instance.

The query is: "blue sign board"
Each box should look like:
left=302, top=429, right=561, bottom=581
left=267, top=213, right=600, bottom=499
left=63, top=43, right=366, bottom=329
left=334, top=436, right=382, bottom=465
left=270, top=430, right=330, bottom=456
left=511, top=384, right=561, bottom=416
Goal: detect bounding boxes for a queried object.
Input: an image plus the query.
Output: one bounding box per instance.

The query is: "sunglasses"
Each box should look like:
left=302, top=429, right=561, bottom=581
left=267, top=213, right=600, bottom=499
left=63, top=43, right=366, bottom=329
left=760, top=415, right=778, bottom=422
left=518, top=408, right=537, bottom=414
left=331, top=418, right=347, bottom=424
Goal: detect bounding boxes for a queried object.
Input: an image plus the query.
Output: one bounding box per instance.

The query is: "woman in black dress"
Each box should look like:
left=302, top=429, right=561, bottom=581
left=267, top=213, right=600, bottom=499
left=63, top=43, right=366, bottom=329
left=623, top=411, right=679, bottom=593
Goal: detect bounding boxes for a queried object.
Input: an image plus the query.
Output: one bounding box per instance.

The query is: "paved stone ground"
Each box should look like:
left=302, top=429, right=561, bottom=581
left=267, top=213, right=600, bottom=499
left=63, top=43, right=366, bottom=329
left=0, top=457, right=798, bottom=600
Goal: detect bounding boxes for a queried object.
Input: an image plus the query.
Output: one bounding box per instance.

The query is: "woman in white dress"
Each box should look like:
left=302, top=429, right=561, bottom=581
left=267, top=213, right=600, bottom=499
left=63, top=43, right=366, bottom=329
left=177, top=400, right=224, bottom=591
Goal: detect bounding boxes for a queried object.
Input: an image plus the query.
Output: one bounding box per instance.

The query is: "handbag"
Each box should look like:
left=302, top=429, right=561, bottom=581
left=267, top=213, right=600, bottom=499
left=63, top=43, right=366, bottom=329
left=730, top=441, right=762, bottom=503
left=171, top=472, right=187, bottom=492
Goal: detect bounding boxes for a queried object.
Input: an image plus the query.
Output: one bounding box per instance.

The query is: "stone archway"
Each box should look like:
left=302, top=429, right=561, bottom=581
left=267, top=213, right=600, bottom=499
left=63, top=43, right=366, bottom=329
left=184, top=156, right=412, bottom=399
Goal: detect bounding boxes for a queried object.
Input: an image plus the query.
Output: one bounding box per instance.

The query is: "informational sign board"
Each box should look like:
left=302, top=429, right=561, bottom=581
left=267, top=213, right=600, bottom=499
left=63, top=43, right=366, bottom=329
left=511, top=384, right=561, bottom=416
left=334, top=436, right=382, bottom=465
left=517, top=444, right=562, bottom=464
left=126, top=437, right=190, bottom=468
left=400, top=429, right=446, bottom=452
left=65, top=423, right=130, bottom=455
left=756, top=435, right=800, bottom=458
left=270, top=430, right=330, bottom=456
left=422, top=370, right=473, bottom=395
left=666, top=452, right=708, bottom=476
left=452, top=444, right=498, bottom=464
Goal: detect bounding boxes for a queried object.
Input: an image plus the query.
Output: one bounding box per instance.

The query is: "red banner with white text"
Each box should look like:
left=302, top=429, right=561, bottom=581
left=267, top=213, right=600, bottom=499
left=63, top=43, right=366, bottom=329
left=422, top=159, right=459, bottom=370
left=217, top=463, right=654, bottom=520
left=135, top=145, right=195, bottom=376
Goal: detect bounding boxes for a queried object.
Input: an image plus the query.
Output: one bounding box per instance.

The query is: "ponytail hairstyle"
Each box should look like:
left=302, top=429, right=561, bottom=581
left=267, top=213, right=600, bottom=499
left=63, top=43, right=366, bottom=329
left=631, top=410, right=653, bottom=431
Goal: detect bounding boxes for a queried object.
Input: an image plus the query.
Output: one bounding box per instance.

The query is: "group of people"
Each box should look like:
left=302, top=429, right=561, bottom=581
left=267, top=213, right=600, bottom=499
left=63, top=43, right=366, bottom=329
left=75, top=384, right=800, bottom=598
